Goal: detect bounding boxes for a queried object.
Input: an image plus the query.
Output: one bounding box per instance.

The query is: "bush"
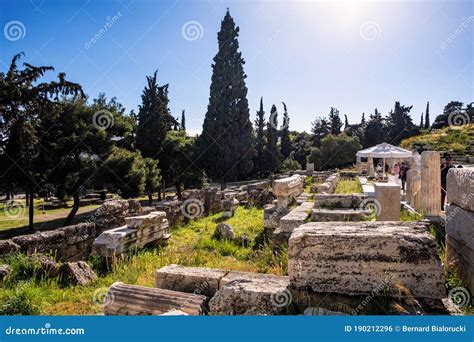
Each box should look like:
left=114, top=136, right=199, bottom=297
left=0, top=282, right=43, bottom=315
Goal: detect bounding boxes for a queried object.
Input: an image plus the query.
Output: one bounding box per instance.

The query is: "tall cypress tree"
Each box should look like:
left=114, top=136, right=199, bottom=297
left=420, top=113, right=424, bottom=128
left=344, top=114, right=349, bottom=128
left=328, top=107, right=343, bottom=135
left=263, top=104, right=283, bottom=174
left=253, top=97, right=266, bottom=177
left=280, top=102, right=291, bottom=159
left=180, top=109, right=186, bottom=131
left=198, top=10, right=254, bottom=186
left=424, top=101, right=430, bottom=129
left=136, top=70, right=174, bottom=159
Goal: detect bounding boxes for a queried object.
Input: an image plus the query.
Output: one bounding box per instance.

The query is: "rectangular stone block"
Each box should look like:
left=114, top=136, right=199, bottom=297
left=446, top=235, right=474, bottom=299
left=446, top=203, right=474, bottom=250
left=279, top=202, right=313, bottom=233
left=314, top=193, right=367, bottom=209
left=447, top=168, right=474, bottom=212
left=124, top=211, right=166, bottom=229
left=288, top=222, right=445, bottom=300
left=155, top=264, right=227, bottom=297
left=311, top=208, right=370, bottom=222
left=374, top=183, right=400, bottom=221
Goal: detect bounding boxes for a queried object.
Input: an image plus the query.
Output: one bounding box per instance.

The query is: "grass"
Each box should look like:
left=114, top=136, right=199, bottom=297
left=400, top=124, right=474, bottom=155
left=0, top=206, right=287, bottom=315
left=334, top=179, right=363, bottom=194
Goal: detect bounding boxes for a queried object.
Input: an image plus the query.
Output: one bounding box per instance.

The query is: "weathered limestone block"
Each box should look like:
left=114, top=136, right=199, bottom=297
left=92, top=211, right=169, bottom=256
left=124, top=211, right=166, bottom=229
left=314, top=193, right=367, bottom=209
left=0, top=240, right=20, bottom=256
left=104, top=282, right=207, bottom=315
left=296, top=192, right=312, bottom=205
left=317, top=173, right=339, bottom=194
left=447, top=168, right=474, bottom=212
left=94, top=200, right=134, bottom=231
left=279, top=202, right=313, bottom=233
left=221, top=198, right=238, bottom=218
left=406, top=169, right=419, bottom=205
left=412, top=175, right=422, bottom=211
left=421, top=151, right=441, bottom=216
left=288, top=222, right=445, bottom=300
left=306, top=163, right=315, bottom=172
left=204, top=187, right=223, bottom=215
left=59, top=261, right=97, bottom=285
left=263, top=204, right=289, bottom=234
left=311, top=208, right=371, bottom=222
left=374, top=183, right=400, bottom=221
left=273, top=174, right=304, bottom=207
left=445, top=235, right=474, bottom=298
left=155, top=200, right=183, bottom=227
left=209, top=273, right=291, bottom=315
left=445, top=204, right=474, bottom=250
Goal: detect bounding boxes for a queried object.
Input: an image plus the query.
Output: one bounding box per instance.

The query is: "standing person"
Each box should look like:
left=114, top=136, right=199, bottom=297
left=394, top=162, right=400, bottom=177
left=399, top=162, right=409, bottom=192
left=440, top=153, right=455, bottom=211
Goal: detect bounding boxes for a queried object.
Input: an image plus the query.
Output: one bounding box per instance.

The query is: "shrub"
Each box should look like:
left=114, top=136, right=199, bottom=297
left=0, top=282, right=43, bottom=315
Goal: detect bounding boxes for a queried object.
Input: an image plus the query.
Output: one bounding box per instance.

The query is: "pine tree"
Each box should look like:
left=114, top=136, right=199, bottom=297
left=263, top=104, right=283, bottom=174
left=253, top=97, right=266, bottom=177
left=280, top=102, right=291, bottom=159
left=385, top=101, right=417, bottom=145
left=198, top=10, right=254, bottom=186
left=363, top=108, right=385, bottom=147
left=181, top=109, right=186, bottom=131
left=424, top=102, right=430, bottom=129
left=311, top=116, right=330, bottom=147
left=328, top=107, right=342, bottom=135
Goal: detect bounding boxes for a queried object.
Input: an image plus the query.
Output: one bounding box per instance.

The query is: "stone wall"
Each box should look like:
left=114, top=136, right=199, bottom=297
left=445, top=168, right=474, bottom=299
left=0, top=200, right=142, bottom=261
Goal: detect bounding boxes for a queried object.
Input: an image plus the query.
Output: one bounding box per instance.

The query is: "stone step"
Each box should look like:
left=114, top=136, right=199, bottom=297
left=311, top=208, right=371, bottom=221
left=104, top=282, right=207, bottom=315
left=314, top=193, right=367, bottom=209
left=288, top=222, right=446, bottom=303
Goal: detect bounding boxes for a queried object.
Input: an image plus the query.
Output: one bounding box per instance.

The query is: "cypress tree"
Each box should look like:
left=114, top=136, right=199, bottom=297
left=253, top=97, right=266, bottom=177
left=361, top=112, right=366, bottom=125
left=424, top=102, right=430, bottom=129
left=385, top=101, right=417, bottom=145
left=280, top=102, right=291, bottom=159
left=328, top=107, right=342, bottom=135
left=198, top=10, right=254, bottom=186
left=181, top=109, right=186, bottom=131
left=263, top=105, right=283, bottom=174
left=344, top=114, right=349, bottom=128
left=420, top=113, right=424, bottom=128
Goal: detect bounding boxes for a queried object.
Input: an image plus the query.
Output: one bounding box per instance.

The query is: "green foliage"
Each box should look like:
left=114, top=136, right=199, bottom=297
left=198, top=10, right=254, bottom=183
left=263, top=104, right=283, bottom=174
left=385, top=101, right=418, bottom=145
left=0, top=281, right=43, bottom=315
left=334, top=179, right=362, bottom=194
left=363, top=108, right=385, bottom=148
left=311, top=116, right=330, bottom=147
left=328, top=107, right=343, bottom=135
left=281, top=156, right=301, bottom=172
left=253, top=97, right=266, bottom=177
left=280, top=102, right=291, bottom=159
left=1, top=253, right=41, bottom=283
left=99, top=147, right=146, bottom=198
left=291, top=131, right=312, bottom=169
left=143, top=158, right=161, bottom=202
left=308, top=133, right=362, bottom=170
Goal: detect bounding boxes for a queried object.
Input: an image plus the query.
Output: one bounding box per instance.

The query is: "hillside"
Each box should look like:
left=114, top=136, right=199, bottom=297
left=400, top=124, right=474, bottom=160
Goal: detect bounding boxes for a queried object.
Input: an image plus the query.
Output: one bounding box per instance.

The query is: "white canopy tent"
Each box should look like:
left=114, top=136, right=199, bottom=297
left=356, top=143, right=413, bottom=177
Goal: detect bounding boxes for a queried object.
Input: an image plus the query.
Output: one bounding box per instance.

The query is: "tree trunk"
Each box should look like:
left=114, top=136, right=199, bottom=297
left=28, top=190, right=34, bottom=231
left=6, top=191, right=10, bottom=201
left=157, top=189, right=162, bottom=201
left=175, top=180, right=182, bottom=199
left=25, top=190, right=29, bottom=207
left=63, top=192, right=80, bottom=227
left=148, top=192, right=153, bottom=206
left=220, top=181, right=226, bottom=191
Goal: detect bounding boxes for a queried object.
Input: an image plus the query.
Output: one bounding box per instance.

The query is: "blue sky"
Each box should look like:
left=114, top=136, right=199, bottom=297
left=1, top=0, right=473, bottom=134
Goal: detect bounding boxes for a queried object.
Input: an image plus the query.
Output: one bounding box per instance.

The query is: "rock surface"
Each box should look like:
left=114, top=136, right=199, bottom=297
left=288, top=222, right=446, bottom=300
left=447, top=168, right=474, bottom=212
left=214, top=223, right=234, bottom=240
left=374, top=183, right=401, bottom=221
left=446, top=204, right=474, bottom=250
left=311, top=208, right=370, bottom=222
left=60, top=261, right=97, bottom=285
left=314, top=193, right=367, bottom=209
